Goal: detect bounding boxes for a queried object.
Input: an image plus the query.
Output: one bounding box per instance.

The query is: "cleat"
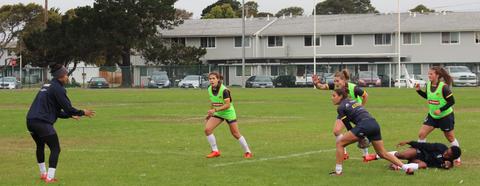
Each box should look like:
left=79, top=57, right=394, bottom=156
left=343, top=153, right=349, bottom=160
left=405, top=168, right=415, bottom=175
left=329, top=171, right=342, bottom=176
left=389, top=164, right=401, bottom=171
left=45, top=178, right=58, bottom=183
left=363, top=154, right=377, bottom=162
left=40, top=173, right=47, bottom=180
left=206, top=151, right=221, bottom=158
left=244, top=152, right=253, bottom=158
left=454, top=159, right=461, bottom=166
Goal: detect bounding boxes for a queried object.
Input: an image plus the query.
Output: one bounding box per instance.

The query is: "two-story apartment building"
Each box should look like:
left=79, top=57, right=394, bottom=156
left=152, top=12, right=480, bottom=86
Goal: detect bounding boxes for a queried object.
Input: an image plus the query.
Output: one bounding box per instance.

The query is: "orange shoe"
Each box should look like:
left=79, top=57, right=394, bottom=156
left=343, top=153, right=349, bottom=160
left=363, top=154, right=377, bottom=162
left=45, top=178, right=58, bottom=183
left=206, top=151, right=221, bottom=158
left=244, top=152, right=253, bottom=158
left=40, top=173, right=47, bottom=180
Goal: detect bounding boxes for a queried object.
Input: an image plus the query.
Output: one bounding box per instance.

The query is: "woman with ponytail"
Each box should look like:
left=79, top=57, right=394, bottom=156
left=312, top=69, right=371, bottom=161
left=415, top=66, right=460, bottom=165
left=204, top=72, right=252, bottom=159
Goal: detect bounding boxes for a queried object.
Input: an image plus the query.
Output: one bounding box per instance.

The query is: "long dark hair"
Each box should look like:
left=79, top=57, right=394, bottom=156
left=334, top=69, right=350, bottom=81
left=208, top=71, right=223, bottom=82
left=431, top=66, right=453, bottom=85
left=334, top=88, right=349, bottom=100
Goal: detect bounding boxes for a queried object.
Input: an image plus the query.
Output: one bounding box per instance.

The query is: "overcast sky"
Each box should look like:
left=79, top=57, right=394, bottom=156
left=2, top=0, right=480, bottom=18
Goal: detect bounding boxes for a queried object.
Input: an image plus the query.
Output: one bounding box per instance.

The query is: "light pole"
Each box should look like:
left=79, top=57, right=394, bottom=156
left=397, top=0, right=401, bottom=88
left=241, top=0, right=246, bottom=88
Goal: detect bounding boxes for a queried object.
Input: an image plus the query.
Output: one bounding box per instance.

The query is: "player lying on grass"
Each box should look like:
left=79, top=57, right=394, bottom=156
left=364, top=140, right=461, bottom=170
left=204, top=72, right=252, bottom=159
left=26, top=64, right=95, bottom=183
left=312, top=69, right=371, bottom=161
left=330, top=88, right=418, bottom=176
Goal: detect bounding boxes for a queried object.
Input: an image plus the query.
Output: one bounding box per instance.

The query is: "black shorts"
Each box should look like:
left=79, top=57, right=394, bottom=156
left=424, top=113, right=455, bottom=132
left=350, top=119, right=382, bottom=141
left=213, top=116, right=237, bottom=125
left=27, top=121, right=56, bottom=137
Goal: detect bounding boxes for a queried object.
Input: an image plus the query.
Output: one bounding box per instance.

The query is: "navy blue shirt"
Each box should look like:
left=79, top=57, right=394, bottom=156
left=408, top=141, right=449, bottom=168
left=27, top=79, right=84, bottom=124
left=337, top=99, right=374, bottom=129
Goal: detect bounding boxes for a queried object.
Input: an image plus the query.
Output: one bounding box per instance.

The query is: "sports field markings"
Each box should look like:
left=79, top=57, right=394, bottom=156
left=211, top=149, right=336, bottom=167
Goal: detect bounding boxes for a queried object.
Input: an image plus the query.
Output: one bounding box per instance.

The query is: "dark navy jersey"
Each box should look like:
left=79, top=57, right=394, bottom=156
left=328, top=82, right=365, bottom=98
left=408, top=141, right=449, bottom=168
left=337, top=99, right=374, bottom=126
left=26, top=79, right=84, bottom=124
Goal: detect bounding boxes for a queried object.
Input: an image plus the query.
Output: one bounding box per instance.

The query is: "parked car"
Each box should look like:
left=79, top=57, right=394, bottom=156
left=445, top=66, right=477, bottom=87
left=148, top=71, right=171, bottom=88
left=356, top=71, right=381, bottom=87
left=273, top=75, right=296, bottom=87
left=321, top=73, right=334, bottom=84
left=246, top=76, right=274, bottom=88
left=295, top=74, right=313, bottom=87
left=378, top=74, right=394, bottom=87
left=393, top=75, right=427, bottom=88
left=178, top=75, right=208, bottom=88
left=0, top=77, right=21, bottom=89
left=88, top=77, right=110, bottom=88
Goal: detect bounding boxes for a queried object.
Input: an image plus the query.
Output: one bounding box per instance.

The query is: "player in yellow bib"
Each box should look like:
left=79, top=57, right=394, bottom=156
left=312, top=69, right=371, bottom=161
left=415, top=66, right=460, bottom=165
left=204, top=72, right=252, bottom=159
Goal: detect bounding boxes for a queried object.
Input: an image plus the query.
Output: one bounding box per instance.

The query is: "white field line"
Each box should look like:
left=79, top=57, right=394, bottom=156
left=211, top=149, right=336, bottom=167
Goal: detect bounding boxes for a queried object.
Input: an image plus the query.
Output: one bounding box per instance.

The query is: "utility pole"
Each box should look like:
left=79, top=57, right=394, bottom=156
left=241, top=0, right=246, bottom=88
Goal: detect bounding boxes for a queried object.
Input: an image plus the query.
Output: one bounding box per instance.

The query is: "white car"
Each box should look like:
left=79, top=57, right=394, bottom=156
left=0, top=77, right=21, bottom=89
left=178, top=75, right=208, bottom=88
left=446, top=66, right=477, bottom=87
left=394, top=75, right=426, bottom=88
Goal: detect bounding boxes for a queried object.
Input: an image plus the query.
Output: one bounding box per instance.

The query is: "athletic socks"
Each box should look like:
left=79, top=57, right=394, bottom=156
left=418, top=139, right=426, bottom=143
left=38, top=162, right=46, bottom=174
left=451, top=139, right=460, bottom=147
left=206, top=134, right=218, bottom=152
left=238, top=136, right=251, bottom=153
left=47, top=168, right=56, bottom=180
left=401, top=163, right=419, bottom=172
left=362, top=148, right=369, bottom=156
left=335, top=164, right=343, bottom=174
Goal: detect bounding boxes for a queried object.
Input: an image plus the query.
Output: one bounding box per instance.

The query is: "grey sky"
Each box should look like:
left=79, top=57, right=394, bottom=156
left=2, top=0, right=480, bottom=18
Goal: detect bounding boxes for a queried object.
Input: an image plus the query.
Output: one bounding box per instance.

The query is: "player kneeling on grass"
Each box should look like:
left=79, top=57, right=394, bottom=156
left=330, top=88, right=418, bottom=176
left=364, top=140, right=461, bottom=170
left=204, top=72, right=252, bottom=159
left=26, top=64, right=95, bottom=183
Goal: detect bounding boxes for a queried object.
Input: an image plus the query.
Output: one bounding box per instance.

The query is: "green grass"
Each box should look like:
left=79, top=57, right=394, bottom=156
left=1, top=87, right=479, bottom=185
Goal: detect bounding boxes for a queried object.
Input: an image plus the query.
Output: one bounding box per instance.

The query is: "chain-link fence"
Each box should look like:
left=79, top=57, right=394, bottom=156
left=1, top=63, right=479, bottom=89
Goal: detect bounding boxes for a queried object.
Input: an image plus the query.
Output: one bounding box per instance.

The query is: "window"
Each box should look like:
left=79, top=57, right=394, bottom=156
left=441, top=32, right=460, bottom=44
left=336, top=35, right=352, bottom=46
left=403, top=33, right=421, bottom=44
left=268, top=36, right=283, bottom=47
left=171, top=38, right=186, bottom=46
left=236, top=66, right=251, bottom=76
left=271, top=66, right=278, bottom=76
left=413, top=64, right=422, bottom=75
left=374, top=34, right=391, bottom=45
left=359, top=64, right=368, bottom=71
left=476, top=32, right=480, bottom=44
left=200, top=37, right=216, bottom=48
left=304, top=35, right=321, bottom=46
left=234, top=36, right=250, bottom=47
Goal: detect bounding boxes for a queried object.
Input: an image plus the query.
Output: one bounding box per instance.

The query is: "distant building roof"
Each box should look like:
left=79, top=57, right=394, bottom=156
left=160, top=12, right=480, bottom=37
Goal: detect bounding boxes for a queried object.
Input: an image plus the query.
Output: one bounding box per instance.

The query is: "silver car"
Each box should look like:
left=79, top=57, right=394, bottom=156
left=0, top=77, right=21, bottom=89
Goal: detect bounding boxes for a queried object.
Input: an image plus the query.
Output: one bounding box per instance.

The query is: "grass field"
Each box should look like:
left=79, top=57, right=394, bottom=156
left=1, top=87, right=480, bottom=185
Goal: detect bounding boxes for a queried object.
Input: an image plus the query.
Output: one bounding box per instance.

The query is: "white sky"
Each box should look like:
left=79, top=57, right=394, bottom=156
left=1, top=0, right=480, bottom=18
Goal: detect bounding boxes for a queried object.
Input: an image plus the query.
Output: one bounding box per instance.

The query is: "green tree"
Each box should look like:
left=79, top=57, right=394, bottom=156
left=203, top=4, right=238, bottom=19
left=257, top=12, right=274, bottom=18
left=275, top=7, right=304, bottom=17
left=201, top=0, right=241, bottom=17
left=0, top=3, right=43, bottom=60
left=141, top=38, right=206, bottom=65
left=91, top=0, right=180, bottom=87
left=315, top=0, right=377, bottom=15
left=242, top=1, right=259, bottom=17
left=410, top=4, right=435, bottom=13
